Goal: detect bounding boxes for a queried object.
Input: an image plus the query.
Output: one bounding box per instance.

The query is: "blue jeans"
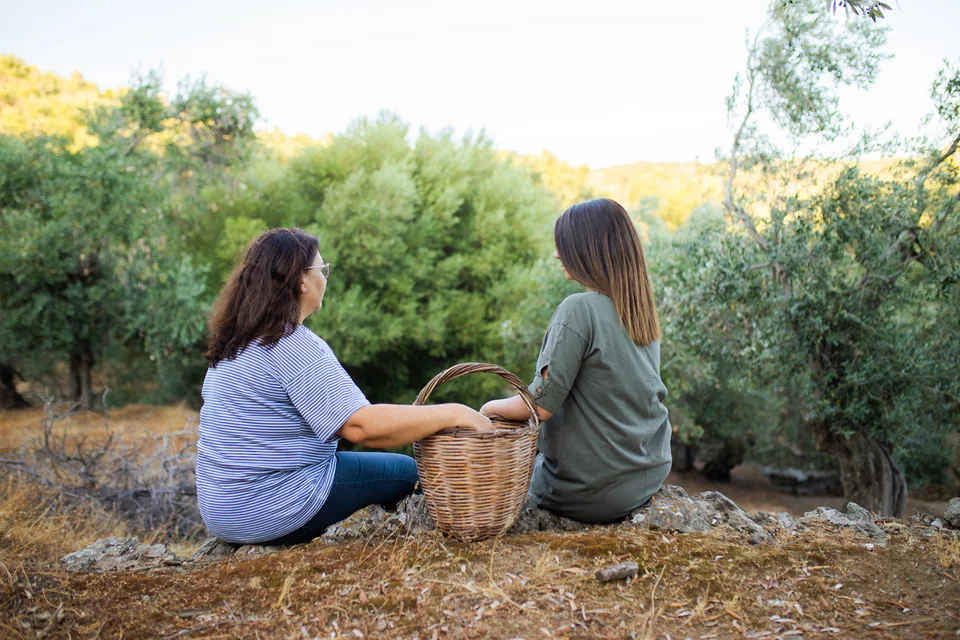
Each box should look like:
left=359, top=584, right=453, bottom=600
left=266, top=451, right=419, bottom=545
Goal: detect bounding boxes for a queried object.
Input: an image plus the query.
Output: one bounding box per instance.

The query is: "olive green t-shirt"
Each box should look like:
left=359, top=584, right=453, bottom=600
left=527, top=292, right=672, bottom=523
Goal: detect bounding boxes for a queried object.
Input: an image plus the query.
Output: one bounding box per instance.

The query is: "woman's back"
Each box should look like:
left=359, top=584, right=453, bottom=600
left=198, top=325, right=369, bottom=542
left=528, top=292, right=671, bottom=523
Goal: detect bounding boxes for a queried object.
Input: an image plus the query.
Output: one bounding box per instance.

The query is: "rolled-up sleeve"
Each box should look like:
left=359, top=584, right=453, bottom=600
left=527, top=323, right=587, bottom=415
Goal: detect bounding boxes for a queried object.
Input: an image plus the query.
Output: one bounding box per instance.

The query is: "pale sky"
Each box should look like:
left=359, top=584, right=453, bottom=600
left=3, top=0, right=959, bottom=167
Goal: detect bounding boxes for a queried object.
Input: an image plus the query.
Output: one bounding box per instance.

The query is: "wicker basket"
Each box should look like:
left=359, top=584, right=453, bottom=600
left=412, top=362, right=540, bottom=541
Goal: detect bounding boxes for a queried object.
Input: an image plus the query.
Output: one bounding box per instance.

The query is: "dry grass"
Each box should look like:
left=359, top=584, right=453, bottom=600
left=0, top=477, right=131, bottom=566
left=1, top=403, right=203, bottom=558
left=0, top=403, right=198, bottom=451
left=3, top=520, right=959, bottom=639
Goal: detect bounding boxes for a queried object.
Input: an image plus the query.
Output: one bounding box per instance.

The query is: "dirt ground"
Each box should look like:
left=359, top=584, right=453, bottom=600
left=4, top=517, right=960, bottom=639
left=2, top=405, right=959, bottom=639
left=664, top=466, right=952, bottom=522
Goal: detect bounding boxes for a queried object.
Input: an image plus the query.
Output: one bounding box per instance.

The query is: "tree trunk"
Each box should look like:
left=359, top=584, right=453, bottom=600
left=69, top=345, right=95, bottom=410
left=0, top=361, right=29, bottom=409
left=817, top=427, right=907, bottom=518
left=700, top=437, right=748, bottom=482
left=670, top=434, right=698, bottom=473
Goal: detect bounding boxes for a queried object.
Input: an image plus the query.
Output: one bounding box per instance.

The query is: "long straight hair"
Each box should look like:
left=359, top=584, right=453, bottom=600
left=204, top=228, right=319, bottom=366
left=554, top=198, right=661, bottom=345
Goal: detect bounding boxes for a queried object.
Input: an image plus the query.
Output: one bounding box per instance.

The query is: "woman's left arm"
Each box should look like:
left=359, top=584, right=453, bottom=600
left=481, top=394, right=552, bottom=421
left=481, top=371, right=554, bottom=422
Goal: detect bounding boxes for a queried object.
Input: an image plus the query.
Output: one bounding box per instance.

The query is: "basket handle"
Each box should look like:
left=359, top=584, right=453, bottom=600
left=413, top=362, right=541, bottom=428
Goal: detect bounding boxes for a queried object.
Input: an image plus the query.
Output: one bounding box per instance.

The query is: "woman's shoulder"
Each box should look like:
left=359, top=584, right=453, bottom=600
left=261, top=325, right=330, bottom=373
left=281, top=324, right=330, bottom=352
left=553, top=292, right=611, bottom=324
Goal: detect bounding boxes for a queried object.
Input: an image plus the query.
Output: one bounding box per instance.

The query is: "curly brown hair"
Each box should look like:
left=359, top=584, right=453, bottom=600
left=204, top=228, right=320, bottom=366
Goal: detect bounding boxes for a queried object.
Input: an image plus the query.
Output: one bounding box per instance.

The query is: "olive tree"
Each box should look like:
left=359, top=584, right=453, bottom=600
left=0, top=71, right=258, bottom=408
left=710, top=0, right=959, bottom=515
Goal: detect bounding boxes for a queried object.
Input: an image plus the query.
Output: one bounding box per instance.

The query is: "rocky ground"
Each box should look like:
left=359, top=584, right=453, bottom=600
left=8, top=487, right=958, bottom=639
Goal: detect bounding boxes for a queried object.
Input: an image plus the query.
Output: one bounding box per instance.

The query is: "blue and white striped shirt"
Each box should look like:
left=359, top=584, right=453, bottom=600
left=197, top=325, right=369, bottom=543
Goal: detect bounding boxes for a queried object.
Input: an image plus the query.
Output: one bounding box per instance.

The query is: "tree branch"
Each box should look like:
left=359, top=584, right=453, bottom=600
left=922, top=133, right=960, bottom=183
left=723, top=49, right=770, bottom=252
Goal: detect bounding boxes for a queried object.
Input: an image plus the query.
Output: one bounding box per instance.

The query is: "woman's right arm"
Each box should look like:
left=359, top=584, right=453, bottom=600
left=337, top=403, right=493, bottom=448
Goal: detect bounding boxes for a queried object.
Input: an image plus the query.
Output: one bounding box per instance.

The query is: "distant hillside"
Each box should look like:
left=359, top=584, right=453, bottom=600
left=0, top=54, right=108, bottom=149
left=515, top=154, right=724, bottom=228
left=584, top=157, right=915, bottom=229
left=589, top=161, right=725, bottom=228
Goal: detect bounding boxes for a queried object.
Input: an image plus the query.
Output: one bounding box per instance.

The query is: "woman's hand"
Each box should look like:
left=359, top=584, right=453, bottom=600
left=479, top=401, right=503, bottom=419
left=455, top=404, right=495, bottom=432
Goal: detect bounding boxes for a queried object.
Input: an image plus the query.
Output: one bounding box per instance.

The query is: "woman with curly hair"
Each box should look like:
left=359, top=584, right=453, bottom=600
left=197, top=228, right=492, bottom=544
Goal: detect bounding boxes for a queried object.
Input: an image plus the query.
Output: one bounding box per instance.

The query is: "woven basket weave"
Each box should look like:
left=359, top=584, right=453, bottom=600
left=412, top=362, right=540, bottom=541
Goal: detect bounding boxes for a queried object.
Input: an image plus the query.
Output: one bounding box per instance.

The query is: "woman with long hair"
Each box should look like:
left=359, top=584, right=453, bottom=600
left=481, top=198, right=671, bottom=523
left=197, top=228, right=492, bottom=544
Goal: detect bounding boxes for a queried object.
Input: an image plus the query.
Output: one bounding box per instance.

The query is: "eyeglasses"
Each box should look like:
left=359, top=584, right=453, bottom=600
left=305, top=262, right=331, bottom=279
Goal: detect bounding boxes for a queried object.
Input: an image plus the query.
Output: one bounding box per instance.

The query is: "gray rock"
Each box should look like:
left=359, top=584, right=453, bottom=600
left=696, top=491, right=742, bottom=515
left=641, top=503, right=716, bottom=533
left=61, top=537, right=180, bottom=572
left=509, top=496, right=589, bottom=534
left=321, top=504, right=391, bottom=541
left=844, top=502, right=875, bottom=522
left=631, top=485, right=716, bottom=534
left=317, top=493, right=587, bottom=538
left=389, top=494, right=436, bottom=534
left=61, top=547, right=109, bottom=572
left=944, top=497, right=960, bottom=529
left=910, top=511, right=942, bottom=527
left=801, top=506, right=885, bottom=540
left=626, top=486, right=771, bottom=543
left=763, top=466, right=843, bottom=496
left=235, top=544, right=283, bottom=557
left=747, top=530, right=769, bottom=545
left=653, top=484, right=697, bottom=504
left=725, top=510, right=773, bottom=544
left=190, top=537, right=240, bottom=561
left=751, top=511, right=799, bottom=533
left=696, top=491, right=772, bottom=544
left=317, top=495, right=441, bottom=541
left=843, top=502, right=885, bottom=541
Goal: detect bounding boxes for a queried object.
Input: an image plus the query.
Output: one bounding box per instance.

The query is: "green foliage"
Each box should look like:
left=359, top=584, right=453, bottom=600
left=282, top=116, right=561, bottom=405
left=166, top=75, right=260, bottom=169
left=710, top=0, right=959, bottom=504
left=650, top=204, right=785, bottom=460
left=0, top=64, right=258, bottom=406
left=734, top=0, right=889, bottom=146
left=0, top=130, right=208, bottom=401
left=779, top=1, right=893, bottom=22
left=779, top=163, right=957, bottom=438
